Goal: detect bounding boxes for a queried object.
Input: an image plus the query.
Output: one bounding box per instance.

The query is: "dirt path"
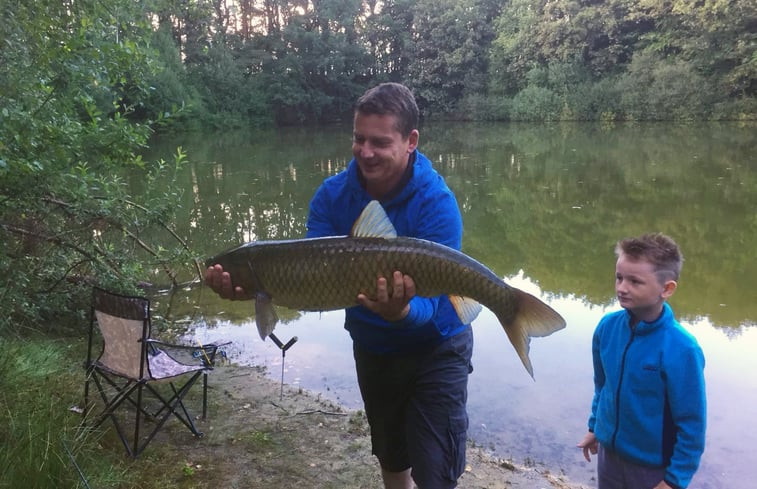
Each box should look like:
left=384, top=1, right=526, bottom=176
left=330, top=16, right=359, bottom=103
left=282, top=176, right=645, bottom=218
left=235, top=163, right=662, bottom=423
left=160, top=364, right=592, bottom=488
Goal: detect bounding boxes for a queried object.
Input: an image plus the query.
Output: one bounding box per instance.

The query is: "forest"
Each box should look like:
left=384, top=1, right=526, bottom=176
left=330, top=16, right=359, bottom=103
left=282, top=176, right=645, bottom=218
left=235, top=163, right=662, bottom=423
left=137, top=0, right=756, bottom=125
left=142, top=0, right=753, bottom=125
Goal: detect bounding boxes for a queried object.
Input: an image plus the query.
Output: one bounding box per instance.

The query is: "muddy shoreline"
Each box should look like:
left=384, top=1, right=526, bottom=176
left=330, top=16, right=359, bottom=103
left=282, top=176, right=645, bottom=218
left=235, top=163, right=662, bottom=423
left=161, top=363, right=593, bottom=488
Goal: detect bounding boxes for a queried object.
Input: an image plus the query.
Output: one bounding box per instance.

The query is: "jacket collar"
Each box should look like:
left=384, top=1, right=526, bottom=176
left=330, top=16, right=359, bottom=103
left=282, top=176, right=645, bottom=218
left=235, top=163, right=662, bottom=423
left=627, top=302, right=674, bottom=335
left=347, top=149, right=427, bottom=207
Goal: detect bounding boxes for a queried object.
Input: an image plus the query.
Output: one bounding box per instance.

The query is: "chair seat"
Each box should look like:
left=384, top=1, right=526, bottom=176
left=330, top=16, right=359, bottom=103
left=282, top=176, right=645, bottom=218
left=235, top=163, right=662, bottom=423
left=94, top=349, right=208, bottom=382
left=147, top=349, right=208, bottom=381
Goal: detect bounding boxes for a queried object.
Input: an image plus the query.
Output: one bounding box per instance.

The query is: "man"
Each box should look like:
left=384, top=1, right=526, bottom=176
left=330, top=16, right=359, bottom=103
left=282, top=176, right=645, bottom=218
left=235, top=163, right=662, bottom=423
left=206, top=82, right=473, bottom=489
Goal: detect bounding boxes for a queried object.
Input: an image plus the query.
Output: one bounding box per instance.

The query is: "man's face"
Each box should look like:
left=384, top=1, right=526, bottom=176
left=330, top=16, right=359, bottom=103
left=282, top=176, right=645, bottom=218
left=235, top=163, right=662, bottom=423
left=352, top=111, right=418, bottom=198
left=615, top=253, right=674, bottom=320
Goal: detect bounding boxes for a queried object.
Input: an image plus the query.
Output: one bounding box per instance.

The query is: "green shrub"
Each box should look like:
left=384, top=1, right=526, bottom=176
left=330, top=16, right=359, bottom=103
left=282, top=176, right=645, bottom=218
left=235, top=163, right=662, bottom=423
left=510, top=86, right=560, bottom=121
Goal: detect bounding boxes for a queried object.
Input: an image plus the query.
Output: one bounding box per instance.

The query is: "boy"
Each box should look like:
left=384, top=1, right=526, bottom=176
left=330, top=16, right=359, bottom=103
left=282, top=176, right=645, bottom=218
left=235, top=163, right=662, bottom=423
left=577, top=233, right=706, bottom=489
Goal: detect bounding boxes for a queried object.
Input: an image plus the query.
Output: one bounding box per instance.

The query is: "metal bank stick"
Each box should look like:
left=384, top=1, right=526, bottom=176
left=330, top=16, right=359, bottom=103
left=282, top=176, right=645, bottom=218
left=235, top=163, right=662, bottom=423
left=268, top=332, right=298, bottom=400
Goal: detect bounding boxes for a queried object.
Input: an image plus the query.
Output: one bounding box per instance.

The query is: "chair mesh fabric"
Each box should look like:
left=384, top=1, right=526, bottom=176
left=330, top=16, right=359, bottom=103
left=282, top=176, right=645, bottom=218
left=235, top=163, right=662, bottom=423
left=95, top=311, right=146, bottom=379
left=147, top=349, right=206, bottom=380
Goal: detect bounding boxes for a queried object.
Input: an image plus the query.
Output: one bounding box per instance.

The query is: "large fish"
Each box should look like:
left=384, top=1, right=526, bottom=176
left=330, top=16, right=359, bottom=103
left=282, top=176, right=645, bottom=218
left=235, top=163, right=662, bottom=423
left=205, top=200, right=565, bottom=377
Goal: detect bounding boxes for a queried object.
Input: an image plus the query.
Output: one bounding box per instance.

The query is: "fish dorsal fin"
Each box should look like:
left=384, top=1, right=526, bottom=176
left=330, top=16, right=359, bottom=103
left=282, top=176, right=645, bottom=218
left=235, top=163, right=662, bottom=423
left=448, top=295, right=483, bottom=325
left=351, top=200, right=398, bottom=238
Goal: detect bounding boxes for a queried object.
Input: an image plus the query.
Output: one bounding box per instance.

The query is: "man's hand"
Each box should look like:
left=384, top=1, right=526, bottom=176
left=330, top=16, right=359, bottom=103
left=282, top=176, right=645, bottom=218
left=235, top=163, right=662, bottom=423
left=357, top=271, right=416, bottom=322
left=577, top=432, right=599, bottom=462
left=204, top=264, right=249, bottom=300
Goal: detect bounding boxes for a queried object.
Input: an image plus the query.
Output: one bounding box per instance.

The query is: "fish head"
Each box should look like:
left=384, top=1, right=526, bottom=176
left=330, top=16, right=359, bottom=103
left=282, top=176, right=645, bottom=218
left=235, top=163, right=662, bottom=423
left=204, top=243, right=261, bottom=294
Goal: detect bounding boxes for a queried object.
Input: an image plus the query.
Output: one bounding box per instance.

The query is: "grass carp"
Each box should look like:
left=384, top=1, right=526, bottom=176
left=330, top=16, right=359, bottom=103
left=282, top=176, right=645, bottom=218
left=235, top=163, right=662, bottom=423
left=205, top=200, right=565, bottom=377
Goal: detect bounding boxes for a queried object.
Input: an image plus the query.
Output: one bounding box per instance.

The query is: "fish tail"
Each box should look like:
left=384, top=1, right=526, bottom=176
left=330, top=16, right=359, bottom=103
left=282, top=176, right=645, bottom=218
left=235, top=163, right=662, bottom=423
left=497, top=289, right=566, bottom=379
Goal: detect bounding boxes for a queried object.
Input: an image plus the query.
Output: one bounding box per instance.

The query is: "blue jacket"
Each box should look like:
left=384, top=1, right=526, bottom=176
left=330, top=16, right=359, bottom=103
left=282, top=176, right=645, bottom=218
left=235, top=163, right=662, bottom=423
left=305, top=150, right=470, bottom=353
left=588, top=303, right=706, bottom=488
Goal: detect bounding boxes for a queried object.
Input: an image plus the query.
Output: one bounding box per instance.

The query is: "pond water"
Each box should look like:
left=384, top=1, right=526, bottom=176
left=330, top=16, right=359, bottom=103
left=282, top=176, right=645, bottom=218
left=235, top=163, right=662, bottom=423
left=142, top=121, right=756, bottom=489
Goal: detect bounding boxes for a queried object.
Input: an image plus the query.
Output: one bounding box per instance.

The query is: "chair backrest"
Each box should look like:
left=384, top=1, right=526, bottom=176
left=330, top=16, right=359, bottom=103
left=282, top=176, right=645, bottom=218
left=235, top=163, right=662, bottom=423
left=91, top=288, right=152, bottom=380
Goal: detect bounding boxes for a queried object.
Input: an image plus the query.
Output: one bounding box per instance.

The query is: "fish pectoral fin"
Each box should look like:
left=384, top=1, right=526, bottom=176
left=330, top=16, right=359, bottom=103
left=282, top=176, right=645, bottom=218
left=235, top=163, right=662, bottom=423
left=350, top=200, right=398, bottom=238
left=254, top=292, right=279, bottom=340
left=449, top=295, right=483, bottom=325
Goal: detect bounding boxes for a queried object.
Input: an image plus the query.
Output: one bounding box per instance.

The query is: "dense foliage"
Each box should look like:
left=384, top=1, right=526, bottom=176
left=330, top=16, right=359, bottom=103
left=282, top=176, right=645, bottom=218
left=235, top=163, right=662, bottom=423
left=0, top=0, right=193, bottom=333
left=144, top=0, right=754, bottom=125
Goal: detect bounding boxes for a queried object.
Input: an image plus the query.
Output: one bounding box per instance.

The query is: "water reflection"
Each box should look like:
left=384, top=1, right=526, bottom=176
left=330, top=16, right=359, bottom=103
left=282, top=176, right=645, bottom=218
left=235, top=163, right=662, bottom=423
left=145, top=121, right=756, bottom=328
left=143, top=121, right=757, bottom=489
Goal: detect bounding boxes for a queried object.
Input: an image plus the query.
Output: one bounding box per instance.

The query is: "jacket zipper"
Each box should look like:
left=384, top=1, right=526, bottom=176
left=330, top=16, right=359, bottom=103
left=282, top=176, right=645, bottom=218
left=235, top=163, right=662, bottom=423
left=610, top=326, right=635, bottom=449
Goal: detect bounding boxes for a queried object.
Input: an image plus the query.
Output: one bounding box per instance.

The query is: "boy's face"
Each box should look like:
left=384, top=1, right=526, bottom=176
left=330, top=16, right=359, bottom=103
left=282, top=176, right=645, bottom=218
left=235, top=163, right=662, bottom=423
left=615, top=253, right=677, bottom=322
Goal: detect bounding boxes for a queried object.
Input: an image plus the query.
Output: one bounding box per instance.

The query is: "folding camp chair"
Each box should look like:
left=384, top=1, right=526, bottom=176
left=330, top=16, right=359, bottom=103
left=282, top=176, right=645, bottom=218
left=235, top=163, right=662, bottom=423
left=83, top=287, right=226, bottom=457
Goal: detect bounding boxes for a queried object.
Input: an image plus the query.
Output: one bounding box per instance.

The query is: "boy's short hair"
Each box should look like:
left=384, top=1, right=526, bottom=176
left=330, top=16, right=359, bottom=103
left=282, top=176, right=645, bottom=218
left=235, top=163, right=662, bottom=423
left=354, top=83, right=419, bottom=138
left=615, top=233, right=684, bottom=282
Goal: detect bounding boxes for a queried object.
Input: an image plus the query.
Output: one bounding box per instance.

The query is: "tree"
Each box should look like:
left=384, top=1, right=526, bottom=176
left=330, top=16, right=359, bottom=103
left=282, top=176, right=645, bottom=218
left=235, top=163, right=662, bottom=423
left=618, top=51, right=709, bottom=120
left=363, top=0, right=416, bottom=80
left=407, top=0, right=501, bottom=117
left=255, top=0, right=369, bottom=124
left=0, top=0, right=192, bottom=333
left=639, top=0, right=757, bottom=100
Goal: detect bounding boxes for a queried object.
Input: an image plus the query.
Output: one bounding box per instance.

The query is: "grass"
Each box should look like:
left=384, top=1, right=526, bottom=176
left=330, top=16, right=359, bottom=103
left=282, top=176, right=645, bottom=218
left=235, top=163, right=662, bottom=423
left=0, top=336, right=207, bottom=489
left=0, top=337, right=98, bottom=488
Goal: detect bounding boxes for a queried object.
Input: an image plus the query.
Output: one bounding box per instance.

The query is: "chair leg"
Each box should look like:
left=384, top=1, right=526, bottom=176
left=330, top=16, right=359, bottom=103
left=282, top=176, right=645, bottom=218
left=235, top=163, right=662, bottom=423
left=145, top=375, right=204, bottom=436
left=132, top=383, right=144, bottom=458
left=85, top=369, right=207, bottom=458
left=203, top=372, right=208, bottom=420
left=86, top=373, right=142, bottom=457
left=83, top=374, right=90, bottom=415
left=82, top=371, right=92, bottom=423
left=132, top=377, right=204, bottom=457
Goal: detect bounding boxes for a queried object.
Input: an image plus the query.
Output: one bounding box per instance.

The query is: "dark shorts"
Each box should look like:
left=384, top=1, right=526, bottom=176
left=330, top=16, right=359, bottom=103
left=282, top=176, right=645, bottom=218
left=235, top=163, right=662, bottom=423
left=598, top=444, right=668, bottom=489
left=353, top=327, right=473, bottom=489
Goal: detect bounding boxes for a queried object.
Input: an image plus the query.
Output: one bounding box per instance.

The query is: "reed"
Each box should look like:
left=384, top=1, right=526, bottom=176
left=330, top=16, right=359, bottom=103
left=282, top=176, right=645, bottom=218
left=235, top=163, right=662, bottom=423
left=0, top=338, right=115, bottom=489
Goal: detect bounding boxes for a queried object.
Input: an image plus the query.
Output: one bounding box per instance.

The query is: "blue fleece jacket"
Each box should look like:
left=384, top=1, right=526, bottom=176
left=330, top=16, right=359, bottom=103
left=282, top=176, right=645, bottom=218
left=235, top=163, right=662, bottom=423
left=588, top=303, right=706, bottom=488
left=305, top=150, right=469, bottom=353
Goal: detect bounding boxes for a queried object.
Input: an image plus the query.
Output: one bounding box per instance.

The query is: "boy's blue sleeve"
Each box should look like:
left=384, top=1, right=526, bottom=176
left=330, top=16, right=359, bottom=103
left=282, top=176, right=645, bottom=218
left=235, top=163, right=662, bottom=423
left=664, top=339, right=706, bottom=489
left=588, top=322, right=605, bottom=432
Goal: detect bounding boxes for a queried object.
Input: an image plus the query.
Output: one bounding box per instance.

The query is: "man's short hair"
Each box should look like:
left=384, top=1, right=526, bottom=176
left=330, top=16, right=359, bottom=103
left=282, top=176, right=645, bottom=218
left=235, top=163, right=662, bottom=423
left=354, top=83, right=419, bottom=138
left=615, top=233, right=684, bottom=282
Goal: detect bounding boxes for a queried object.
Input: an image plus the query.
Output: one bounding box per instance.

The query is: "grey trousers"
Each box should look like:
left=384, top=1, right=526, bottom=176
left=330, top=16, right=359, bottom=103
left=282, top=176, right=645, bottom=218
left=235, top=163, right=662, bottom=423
left=598, top=444, right=668, bottom=489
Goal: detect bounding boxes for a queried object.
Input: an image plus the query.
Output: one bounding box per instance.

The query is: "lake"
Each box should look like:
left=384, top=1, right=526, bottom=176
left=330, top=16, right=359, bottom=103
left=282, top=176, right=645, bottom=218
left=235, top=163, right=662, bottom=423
left=142, top=121, right=756, bottom=489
